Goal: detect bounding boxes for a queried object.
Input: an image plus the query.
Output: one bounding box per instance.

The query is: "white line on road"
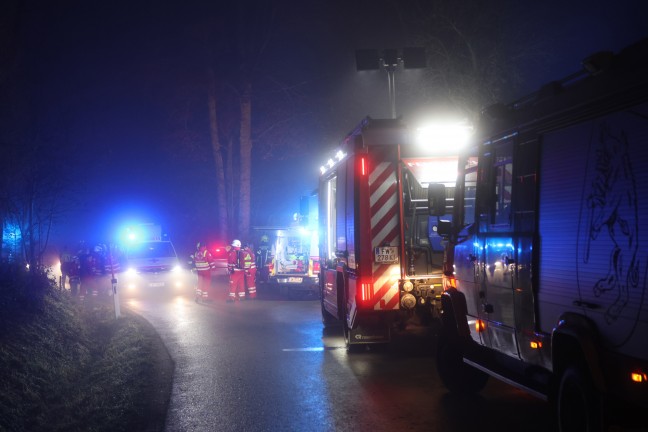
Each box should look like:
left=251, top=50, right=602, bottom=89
left=282, top=347, right=345, bottom=352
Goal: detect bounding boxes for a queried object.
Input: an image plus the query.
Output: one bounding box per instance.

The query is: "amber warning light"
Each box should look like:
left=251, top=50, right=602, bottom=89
left=475, top=320, right=486, bottom=333
left=631, top=372, right=647, bottom=383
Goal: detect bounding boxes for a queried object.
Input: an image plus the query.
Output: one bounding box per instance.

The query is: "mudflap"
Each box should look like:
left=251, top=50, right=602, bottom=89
left=348, top=322, right=391, bottom=345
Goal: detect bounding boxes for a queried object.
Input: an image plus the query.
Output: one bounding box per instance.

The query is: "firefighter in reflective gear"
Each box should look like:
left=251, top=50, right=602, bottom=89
left=242, top=243, right=257, bottom=299
left=59, top=246, right=74, bottom=289
left=79, top=246, right=102, bottom=300
left=68, top=256, right=81, bottom=296
left=256, top=235, right=270, bottom=284
left=91, top=245, right=106, bottom=297
left=227, top=239, right=246, bottom=302
left=194, top=242, right=213, bottom=302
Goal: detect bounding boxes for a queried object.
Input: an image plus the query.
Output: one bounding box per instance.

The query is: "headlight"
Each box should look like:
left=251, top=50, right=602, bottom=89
left=172, top=265, right=182, bottom=273
left=400, top=293, right=416, bottom=309
left=126, top=268, right=137, bottom=276
left=402, top=281, right=414, bottom=292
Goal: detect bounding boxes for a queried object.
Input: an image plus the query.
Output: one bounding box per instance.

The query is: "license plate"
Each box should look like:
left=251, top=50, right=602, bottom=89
left=374, top=246, right=398, bottom=263
left=149, top=282, right=164, bottom=287
left=288, top=277, right=303, bottom=283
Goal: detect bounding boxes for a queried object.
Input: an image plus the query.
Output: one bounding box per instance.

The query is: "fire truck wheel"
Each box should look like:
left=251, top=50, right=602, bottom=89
left=557, top=366, right=602, bottom=432
left=436, top=338, right=488, bottom=393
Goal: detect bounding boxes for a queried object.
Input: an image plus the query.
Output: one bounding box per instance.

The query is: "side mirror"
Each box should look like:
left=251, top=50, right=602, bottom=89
left=428, top=183, right=446, bottom=216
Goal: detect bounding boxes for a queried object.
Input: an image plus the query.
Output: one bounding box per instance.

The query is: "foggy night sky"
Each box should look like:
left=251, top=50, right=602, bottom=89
left=4, top=0, right=647, bottom=257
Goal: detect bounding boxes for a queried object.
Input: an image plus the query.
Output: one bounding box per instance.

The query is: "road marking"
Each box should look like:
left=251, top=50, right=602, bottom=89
left=282, top=346, right=345, bottom=352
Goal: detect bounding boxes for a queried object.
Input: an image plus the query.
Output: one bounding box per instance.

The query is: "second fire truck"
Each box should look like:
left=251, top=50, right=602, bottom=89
left=318, top=117, right=461, bottom=349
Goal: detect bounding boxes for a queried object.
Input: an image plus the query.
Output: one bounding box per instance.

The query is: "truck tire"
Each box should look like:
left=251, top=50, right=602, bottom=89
left=557, top=366, right=603, bottom=432
left=436, top=337, right=489, bottom=394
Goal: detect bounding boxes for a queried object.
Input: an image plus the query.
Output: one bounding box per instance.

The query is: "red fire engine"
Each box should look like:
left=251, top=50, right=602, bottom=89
left=318, top=117, right=461, bottom=350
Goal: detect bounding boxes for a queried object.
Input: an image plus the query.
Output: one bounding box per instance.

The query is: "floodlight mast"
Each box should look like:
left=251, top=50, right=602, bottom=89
left=386, top=63, right=397, bottom=119
left=354, top=47, right=426, bottom=119
left=382, top=49, right=400, bottom=119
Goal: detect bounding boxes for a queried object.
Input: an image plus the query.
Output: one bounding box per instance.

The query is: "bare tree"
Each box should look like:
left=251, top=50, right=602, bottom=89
left=2, top=132, right=72, bottom=269
left=394, top=0, right=554, bottom=123
left=207, top=68, right=228, bottom=242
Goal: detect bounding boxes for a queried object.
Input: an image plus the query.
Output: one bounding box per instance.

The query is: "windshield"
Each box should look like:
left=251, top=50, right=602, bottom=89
left=128, top=242, right=176, bottom=260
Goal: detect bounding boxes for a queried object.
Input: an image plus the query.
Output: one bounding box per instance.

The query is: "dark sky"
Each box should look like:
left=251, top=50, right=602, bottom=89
left=5, top=0, right=647, bottom=256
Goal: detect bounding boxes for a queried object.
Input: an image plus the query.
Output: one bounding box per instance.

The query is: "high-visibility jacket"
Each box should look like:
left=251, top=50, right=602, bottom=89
left=104, top=252, right=121, bottom=275
left=242, top=247, right=255, bottom=271
left=195, top=249, right=213, bottom=273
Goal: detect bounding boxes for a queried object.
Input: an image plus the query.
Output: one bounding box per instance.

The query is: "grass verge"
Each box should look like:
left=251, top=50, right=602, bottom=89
left=0, top=267, right=173, bottom=432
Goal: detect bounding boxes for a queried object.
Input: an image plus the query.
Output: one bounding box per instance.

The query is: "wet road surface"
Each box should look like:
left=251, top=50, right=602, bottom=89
left=120, top=274, right=551, bottom=432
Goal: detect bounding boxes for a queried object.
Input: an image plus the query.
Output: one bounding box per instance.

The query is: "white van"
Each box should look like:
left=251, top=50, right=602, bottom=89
left=123, top=240, right=187, bottom=290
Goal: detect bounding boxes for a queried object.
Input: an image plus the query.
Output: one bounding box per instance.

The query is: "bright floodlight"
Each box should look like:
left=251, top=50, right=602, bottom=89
left=415, top=122, right=473, bottom=151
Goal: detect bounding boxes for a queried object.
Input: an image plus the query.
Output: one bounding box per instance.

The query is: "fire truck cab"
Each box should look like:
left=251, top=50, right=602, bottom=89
left=434, top=40, right=648, bottom=430
left=319, top=117, right=459, bottom=349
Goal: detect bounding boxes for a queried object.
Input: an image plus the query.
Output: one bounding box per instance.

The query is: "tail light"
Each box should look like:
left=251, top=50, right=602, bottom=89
left=360, top=280, right=373, bottom=303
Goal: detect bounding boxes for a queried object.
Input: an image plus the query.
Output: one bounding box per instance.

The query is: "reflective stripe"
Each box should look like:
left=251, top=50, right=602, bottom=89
left=369, top=161, right=400, bottom=311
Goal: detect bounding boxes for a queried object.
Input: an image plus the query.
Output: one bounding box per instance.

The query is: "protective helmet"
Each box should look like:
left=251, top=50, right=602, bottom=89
left=261, top=235, right=269, bottom=242
left=232, top=239, right=241, bottom=248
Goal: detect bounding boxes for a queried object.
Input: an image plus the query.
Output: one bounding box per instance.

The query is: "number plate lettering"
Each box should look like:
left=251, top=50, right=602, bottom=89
left=374, top=246, right=398, bottom=263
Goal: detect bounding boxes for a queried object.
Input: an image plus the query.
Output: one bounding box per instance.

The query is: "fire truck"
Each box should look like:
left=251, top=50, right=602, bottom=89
left=433, top=39, right=648, bottom=430
left=318, top=117, right=459, bottom=349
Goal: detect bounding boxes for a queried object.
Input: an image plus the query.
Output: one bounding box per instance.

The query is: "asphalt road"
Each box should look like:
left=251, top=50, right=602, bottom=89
left=119, top=274, right=552, bottom=432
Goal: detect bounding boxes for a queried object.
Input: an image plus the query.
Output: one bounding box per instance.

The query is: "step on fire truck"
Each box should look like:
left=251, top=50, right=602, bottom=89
left=318, top=117, right=460, bottom=350
left=433, top=39, right=648, bottom=431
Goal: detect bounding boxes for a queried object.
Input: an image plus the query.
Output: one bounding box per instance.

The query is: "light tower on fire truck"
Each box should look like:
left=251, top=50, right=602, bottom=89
left=354, top=47, right=426, bottom=118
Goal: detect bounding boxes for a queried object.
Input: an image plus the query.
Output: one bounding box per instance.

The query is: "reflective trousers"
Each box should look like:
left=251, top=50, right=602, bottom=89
left=196, top=270, right=212, bottom=300
left=245, top=267, right=257, bottom=298
left=229, top=270, right=246, bottom=300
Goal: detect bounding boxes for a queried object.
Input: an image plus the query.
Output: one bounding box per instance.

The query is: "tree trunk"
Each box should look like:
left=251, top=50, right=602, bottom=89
left=226, top=137, right=235, bottom=240
left=238, top=82, right=252, bottom=241
left=207, top=68, right=229, bottom=242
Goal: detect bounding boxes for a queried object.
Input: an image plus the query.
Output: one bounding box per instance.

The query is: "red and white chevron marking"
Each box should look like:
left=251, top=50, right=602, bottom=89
left=369, top=161, right=400, bottom=310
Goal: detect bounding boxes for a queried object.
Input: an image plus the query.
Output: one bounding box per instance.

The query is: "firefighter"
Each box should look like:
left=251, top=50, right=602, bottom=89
left=68, top=255, right=81, bottom=296
left=242, top=243, right=257, bottom=299
left=59, top=246, right=74, bottom=289
left=194, top=242, right=213, bottom=302
left=256, top=235, right=270, bottom=284
left=227, top=239, right=246, bottom=302
left=78, top=247, right=98, bottom=300
left=90, top=245, right=106, bottom=297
